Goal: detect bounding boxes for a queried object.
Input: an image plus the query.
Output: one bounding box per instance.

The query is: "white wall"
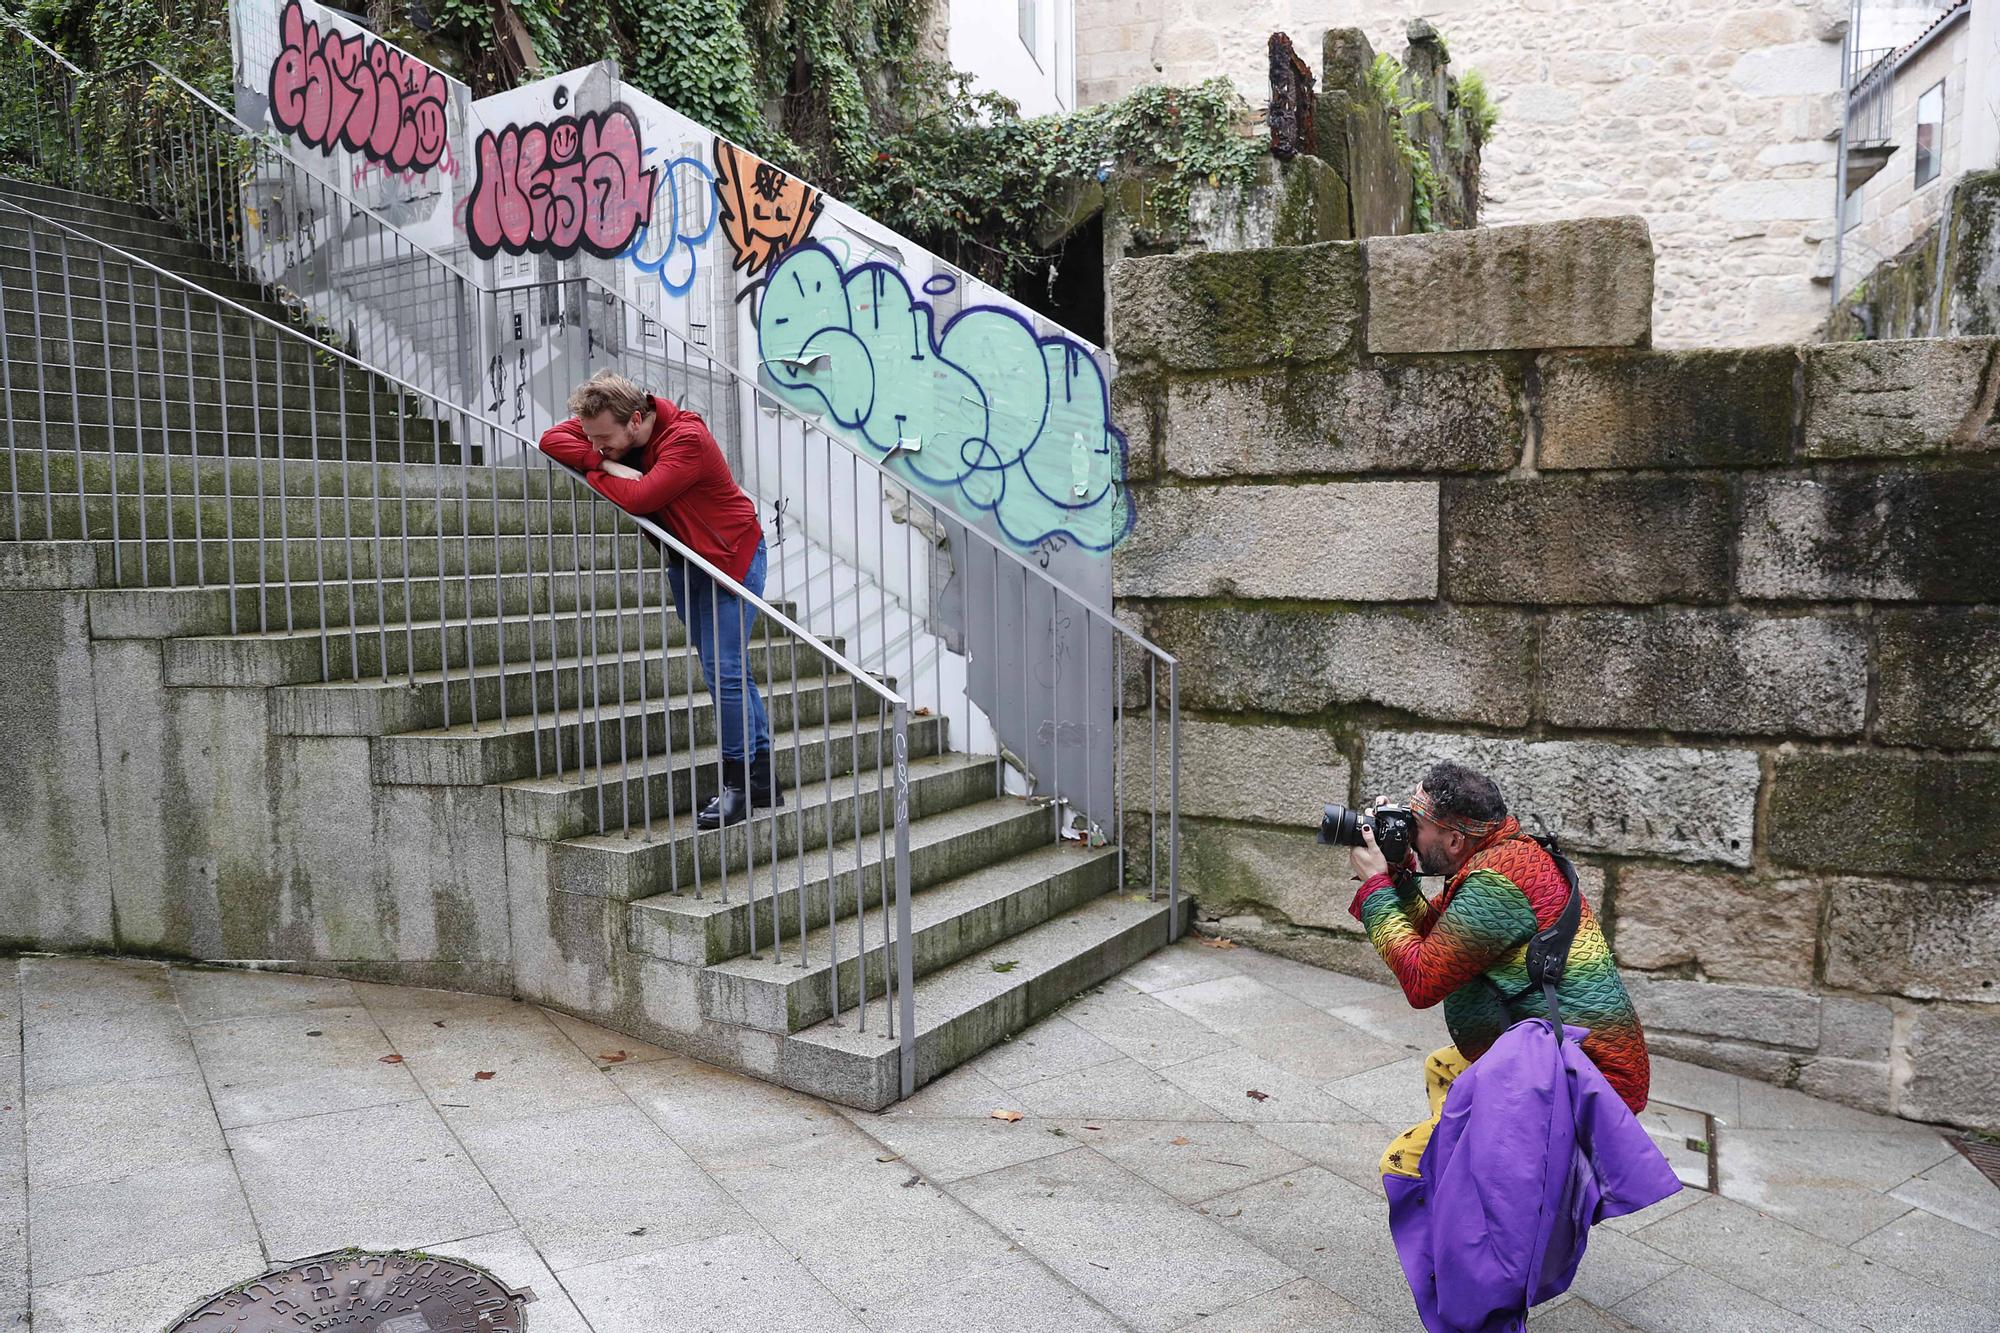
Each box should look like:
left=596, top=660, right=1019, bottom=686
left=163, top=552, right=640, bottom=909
left=1962, top=0, right=2000, bottom=170
left=949, top=0, right=1076, bottom=116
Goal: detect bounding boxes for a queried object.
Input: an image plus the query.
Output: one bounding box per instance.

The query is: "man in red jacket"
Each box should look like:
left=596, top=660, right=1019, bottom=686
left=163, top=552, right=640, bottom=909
left=538, top=371, right=780, bottom=829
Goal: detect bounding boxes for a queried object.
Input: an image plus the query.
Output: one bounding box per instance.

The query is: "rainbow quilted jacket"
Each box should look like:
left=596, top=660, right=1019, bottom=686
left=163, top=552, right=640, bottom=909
left=1349, top=818, right=1651, bottom=1112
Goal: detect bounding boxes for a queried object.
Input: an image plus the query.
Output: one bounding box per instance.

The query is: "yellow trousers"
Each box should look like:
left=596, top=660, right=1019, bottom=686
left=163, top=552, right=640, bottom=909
left=1379, top=1046, right=1473, bottom=1179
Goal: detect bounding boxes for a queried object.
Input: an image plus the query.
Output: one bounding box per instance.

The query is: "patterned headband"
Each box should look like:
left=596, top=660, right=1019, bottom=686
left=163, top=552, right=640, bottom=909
left=1408, top=787, right=1504, bottom=841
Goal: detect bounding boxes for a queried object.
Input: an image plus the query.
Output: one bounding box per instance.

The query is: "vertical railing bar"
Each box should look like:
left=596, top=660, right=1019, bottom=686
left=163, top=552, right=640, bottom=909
left=656, top=542, right=680, bottom=889
left=1168, top=662, right=1181, bottom=940
left=624, top=518, right=652, bottom=840
left=742, top=594, right=756, bottom=958
left=209, top=272, right=230, bottom=608
left=685, top=545, right=705, bottom=902
left=369, top=365, right=388, bottom=683
left=877, top=707, right=892, bottom=1039
left=893, top=702, right=915, bottom=1097
left=432, top=381, right=452, bottom=717
left=522, top=424, right=548, bottom=782
left=1049, top=585, right=1060, bottom=843
left=710, top=569, right=728, bottom=905
left=541, top=456, right=564, bottom=781
left=742, top=378, right=775, bottom=959
left=271, top=316, right=292, bottom=629
left=396, top=409, right=415, bottom=683
left=52, top=232, right=90, bottom=546
left=175, top=256, right=204, bottom=587
left=335, top=354, right=360, bottom=676
left=23, top=226, right=52, bottom=541
left=852, top=669, right=865, bottom=1029
left=1149, top=655, right=1159, bottom=901
left=305, top=345, right=330, bottom=680
left=209, top=285, right=228, bottom=611
left=457, top=395, right=480, bottom=731
left=992, top=545, right=1002, bottom=797
left=608, top=496, right=635, bottom=837
left=0, top=224, right=21, bottom=547
left=1084, top=603, right=1093, bottom=853
left=1114, top=635, right=1125, bottom=892
left=848, top=453, right=866, bottom=1023
left=490, top=392, right=511, bottom=735
left=587, top=491, right=609, bottom=836
left=149, top=271, right=178, bottom=588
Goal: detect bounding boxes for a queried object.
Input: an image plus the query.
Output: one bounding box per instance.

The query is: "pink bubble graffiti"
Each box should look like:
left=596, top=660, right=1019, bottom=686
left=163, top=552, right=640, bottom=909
left=465, top=107, right=658, bottom=261
left=267, top=0, right=449, bottom=174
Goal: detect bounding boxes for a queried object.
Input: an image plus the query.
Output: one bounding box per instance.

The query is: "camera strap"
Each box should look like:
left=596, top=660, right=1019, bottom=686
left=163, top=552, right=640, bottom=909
left=1525, top=829, right=1584, bottom=1040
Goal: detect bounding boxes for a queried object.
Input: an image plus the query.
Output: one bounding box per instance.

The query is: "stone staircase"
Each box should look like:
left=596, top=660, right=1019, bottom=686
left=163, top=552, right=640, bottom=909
left=0, top=178, right=1181, bottom=1109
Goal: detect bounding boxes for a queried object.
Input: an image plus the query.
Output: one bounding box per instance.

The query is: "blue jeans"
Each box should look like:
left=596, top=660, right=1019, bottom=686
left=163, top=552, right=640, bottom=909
left=667, top=540, right=772, bottom=763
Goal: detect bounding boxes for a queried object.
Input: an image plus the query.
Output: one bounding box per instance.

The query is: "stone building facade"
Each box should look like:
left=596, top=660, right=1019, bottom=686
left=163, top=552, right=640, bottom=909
left=1077, top=0, right=1964, bottom=349
left=1107, top=219, right=1999, bottom=1133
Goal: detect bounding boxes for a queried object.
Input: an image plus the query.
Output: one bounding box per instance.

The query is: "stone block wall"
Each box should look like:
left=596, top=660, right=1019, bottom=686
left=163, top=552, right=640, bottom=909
left=1108, top=218, right=2000, bottom=1132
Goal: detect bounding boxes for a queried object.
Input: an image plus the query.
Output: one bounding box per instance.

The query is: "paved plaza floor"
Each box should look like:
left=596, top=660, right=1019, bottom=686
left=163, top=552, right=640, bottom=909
left=2, top=942, right=1995, bottom=1332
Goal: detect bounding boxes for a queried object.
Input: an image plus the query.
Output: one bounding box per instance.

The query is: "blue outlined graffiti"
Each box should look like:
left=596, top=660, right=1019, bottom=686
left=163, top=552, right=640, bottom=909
left=622, top=150, right=718, bottom=298
left=755, top=242, right=1133, bottom=553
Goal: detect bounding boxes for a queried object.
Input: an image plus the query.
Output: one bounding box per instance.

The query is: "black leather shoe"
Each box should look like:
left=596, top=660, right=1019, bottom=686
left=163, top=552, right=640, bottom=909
left=695, top=784, right=751, bottom=830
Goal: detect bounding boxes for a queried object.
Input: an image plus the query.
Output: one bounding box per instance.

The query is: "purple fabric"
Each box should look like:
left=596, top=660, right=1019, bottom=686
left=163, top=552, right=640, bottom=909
left=1384, top=1020, right=1682, bottom=1333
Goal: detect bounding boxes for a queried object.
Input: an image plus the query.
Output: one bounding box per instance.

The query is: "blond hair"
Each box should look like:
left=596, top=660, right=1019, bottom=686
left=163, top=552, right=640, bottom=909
left=567, top=370, right=651, bottom=422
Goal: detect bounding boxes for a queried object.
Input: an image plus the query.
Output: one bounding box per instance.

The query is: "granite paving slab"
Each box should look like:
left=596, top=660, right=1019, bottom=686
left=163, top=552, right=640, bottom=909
left=227, top=1098, right=510, bottom=1259
left=947, top=1146, right=1299, bottom=1333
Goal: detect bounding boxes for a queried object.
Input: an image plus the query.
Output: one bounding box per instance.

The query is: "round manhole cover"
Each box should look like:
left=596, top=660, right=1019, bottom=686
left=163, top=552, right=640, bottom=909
left=165, top=1250, right=532, bottom=1331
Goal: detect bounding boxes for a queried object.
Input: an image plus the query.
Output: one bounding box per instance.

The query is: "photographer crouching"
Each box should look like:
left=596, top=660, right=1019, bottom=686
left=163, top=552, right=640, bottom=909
left=1331, top=761, right=1651, bottom=1180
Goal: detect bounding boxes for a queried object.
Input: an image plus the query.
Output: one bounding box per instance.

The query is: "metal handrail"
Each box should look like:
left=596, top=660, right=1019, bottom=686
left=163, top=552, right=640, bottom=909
left=0, top=196, right=898, bottom=704
left=3, top=14, right=82, bottom=74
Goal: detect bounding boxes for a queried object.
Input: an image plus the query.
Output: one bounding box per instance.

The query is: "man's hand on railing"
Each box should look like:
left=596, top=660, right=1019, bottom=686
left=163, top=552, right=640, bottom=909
left=599, top=459, right=644, bottom=481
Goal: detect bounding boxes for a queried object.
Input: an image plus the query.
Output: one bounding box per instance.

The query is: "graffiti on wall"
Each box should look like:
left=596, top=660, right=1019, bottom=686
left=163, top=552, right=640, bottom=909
left=267, top=0, right=450, bottom=173
left=466, top=107, right=658, bottom=260
left=624, top=152, right=718, bottom=298
left=714, top=141, right=824, bottom=278
left=757, top=243, right=1132, bottom=553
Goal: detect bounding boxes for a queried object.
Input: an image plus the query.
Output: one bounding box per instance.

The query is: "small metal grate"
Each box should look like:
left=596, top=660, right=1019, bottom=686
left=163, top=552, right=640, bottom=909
left=1951, top=1135, right=2000, bottom=1191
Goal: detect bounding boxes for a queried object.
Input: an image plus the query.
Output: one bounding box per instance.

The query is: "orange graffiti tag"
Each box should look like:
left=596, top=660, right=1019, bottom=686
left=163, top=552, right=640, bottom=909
left=713, top=140, right=825, bottom=278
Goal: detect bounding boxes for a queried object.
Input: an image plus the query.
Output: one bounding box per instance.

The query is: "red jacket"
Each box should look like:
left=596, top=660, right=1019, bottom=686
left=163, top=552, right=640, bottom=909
left=538, top=396, right=762, bottom=583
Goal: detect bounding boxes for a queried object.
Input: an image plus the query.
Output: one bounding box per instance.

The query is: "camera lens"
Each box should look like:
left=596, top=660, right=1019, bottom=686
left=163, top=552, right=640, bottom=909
left=1319, top=803, right=1366, bottom=847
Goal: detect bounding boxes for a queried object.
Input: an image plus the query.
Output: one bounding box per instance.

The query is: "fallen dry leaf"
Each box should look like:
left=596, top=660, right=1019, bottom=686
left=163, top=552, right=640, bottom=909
left=379, top=1054, right=404, bottom=1065
left=989, top=1109, right=1025, bottom=1123
left=473, top=1071, right=496, bottom=1081
left=914, top=707, right=933, bottom=717
left=599, top=1050, right=630, bottom=1064
left=1170, top=1136, right=1191, bottom=1146
left=876, top=1154, right=901, bottom=1163
left=1084, top=1124, right=1103, bottom=1131
left=1246, top=1089, right=1269, bottom=1102
left=1197, top=936, right=1238, bottom=949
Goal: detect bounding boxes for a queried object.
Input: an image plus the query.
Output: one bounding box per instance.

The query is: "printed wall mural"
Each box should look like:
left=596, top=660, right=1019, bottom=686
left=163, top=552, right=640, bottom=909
left=757, top=243, right=1132, bottom=554
left=267, top=0, right=450, bottom=173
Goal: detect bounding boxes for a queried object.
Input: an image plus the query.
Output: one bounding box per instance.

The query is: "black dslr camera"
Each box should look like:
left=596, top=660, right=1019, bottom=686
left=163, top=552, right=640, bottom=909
left=1319, top=803, right=1416, bottom=868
